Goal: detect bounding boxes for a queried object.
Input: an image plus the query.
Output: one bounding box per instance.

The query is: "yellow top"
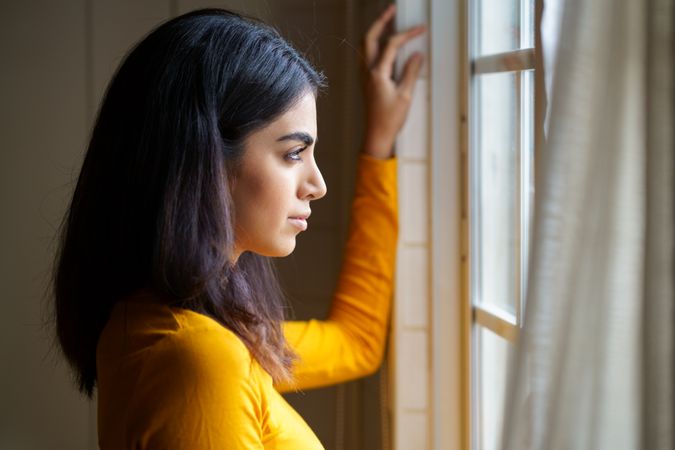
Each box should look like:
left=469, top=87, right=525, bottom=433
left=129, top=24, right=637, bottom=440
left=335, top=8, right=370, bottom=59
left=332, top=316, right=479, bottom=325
left=96, top=154, right=398, bottom=449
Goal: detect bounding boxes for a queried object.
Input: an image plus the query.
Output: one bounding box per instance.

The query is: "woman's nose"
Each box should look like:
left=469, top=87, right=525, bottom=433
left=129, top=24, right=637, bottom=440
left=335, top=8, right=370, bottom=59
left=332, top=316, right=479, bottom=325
left=301, top=160, right=327, bottom=201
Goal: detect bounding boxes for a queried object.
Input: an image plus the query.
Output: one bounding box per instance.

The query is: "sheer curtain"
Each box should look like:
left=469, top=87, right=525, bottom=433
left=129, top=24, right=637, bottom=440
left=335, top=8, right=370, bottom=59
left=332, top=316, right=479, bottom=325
left=502, top=0, right=674, bottom=448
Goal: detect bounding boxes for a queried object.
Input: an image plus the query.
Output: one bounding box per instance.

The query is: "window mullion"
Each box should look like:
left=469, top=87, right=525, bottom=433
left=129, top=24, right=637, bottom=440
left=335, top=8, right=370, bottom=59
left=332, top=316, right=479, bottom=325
left=472, top=48, right=535, bottom=75
left=473, top=305, right=520, bottom=342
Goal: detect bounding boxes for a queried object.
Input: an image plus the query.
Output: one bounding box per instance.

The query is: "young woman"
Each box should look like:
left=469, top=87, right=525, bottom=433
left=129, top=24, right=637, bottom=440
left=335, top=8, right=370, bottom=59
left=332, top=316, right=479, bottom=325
left=52, top=5, right=424, bottom=449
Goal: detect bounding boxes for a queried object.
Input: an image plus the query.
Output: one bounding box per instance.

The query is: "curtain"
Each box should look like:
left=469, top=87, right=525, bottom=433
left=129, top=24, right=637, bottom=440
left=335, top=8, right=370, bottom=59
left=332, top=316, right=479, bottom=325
left=502, top=0, right=674, bottom=448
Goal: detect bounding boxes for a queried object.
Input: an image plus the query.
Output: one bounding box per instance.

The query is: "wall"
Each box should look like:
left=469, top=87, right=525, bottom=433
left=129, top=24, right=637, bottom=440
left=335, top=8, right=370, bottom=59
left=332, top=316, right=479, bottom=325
left=0, top=2, right=93, bottom=448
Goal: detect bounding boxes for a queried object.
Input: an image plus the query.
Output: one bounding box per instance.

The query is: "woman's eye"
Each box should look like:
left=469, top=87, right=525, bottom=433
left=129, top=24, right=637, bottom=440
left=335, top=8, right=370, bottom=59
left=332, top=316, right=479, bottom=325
left=285, top=147, right=307, bottom=162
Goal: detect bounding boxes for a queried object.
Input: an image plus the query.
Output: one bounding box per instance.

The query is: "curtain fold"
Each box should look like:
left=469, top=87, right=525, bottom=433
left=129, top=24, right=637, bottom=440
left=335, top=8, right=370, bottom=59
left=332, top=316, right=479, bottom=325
left=642, top=0, right=674, bottom=448
left=502, top=0, right=674, bottom=448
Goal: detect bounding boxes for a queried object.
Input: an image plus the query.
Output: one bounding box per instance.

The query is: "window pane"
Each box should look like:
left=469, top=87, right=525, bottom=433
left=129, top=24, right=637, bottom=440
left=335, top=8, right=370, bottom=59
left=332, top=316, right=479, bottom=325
left=471, top=72, right=519, bottom=316
left=476, top=325, right=514, bottom=450
left=476, top=0, right=520, bottom=56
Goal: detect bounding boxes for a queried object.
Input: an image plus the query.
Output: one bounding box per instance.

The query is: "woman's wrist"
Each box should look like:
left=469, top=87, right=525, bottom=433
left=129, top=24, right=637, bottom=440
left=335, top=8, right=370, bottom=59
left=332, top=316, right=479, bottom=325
left=362, top=134, right=396, bottom=160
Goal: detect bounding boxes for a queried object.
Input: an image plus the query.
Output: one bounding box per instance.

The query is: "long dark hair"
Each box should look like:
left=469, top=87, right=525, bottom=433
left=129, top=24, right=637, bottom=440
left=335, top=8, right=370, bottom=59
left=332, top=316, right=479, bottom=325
left=51, top=8, right=326, bottom=398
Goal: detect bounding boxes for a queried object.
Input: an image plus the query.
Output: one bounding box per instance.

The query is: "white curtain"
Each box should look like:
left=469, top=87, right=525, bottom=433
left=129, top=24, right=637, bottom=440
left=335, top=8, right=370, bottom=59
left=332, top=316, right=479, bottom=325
left=502, top=0, right=674, bottom=448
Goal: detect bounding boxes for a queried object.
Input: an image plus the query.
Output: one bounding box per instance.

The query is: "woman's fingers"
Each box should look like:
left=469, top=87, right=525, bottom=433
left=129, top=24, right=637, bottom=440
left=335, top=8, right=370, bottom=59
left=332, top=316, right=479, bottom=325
left=363, top=4, right=396, bottom=67
left=398, top=52, right=425, bottom=99
left=359, top=4, right=427, bottom=159
left=375, top=25, right=427, bottom=79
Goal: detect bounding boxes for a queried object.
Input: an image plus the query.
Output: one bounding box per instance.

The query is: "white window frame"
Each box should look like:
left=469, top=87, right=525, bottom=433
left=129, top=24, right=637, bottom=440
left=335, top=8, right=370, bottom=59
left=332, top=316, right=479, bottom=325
left=392, top=0, right=544, bottom=448
left=464, top=0, right=545, bottom=449
left=429, top=0, right=465, bottom=448
left=390, top=0, right=470, bottom=450
left=391, top=0, right=465, bottom=448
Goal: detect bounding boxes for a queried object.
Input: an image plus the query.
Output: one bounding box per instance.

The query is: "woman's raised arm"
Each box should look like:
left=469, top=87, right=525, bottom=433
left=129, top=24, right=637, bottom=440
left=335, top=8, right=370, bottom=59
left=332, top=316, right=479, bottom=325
left=277, top=4, right=426, bottom=393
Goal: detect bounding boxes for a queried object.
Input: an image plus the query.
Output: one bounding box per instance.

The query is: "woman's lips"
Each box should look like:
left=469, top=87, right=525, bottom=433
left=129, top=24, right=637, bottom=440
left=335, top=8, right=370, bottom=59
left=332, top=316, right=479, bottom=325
left=288, top=217, right=308, bottom=231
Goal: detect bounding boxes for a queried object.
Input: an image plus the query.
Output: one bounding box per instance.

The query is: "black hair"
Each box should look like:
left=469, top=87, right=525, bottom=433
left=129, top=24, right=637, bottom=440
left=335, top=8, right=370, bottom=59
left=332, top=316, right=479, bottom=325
left=51, top=8, right=326, bottom=398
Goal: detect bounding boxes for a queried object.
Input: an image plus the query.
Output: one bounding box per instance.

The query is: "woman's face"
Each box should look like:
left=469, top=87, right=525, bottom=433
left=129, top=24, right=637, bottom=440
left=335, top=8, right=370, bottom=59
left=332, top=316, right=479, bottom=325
left=231, top=92, right=327, bottom=261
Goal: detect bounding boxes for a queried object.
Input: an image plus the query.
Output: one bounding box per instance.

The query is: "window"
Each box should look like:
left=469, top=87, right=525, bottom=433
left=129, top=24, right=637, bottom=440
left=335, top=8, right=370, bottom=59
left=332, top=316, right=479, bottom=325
left=392, top=0, right=544, bottom=447
left=466, top=0, right=539, bottom=448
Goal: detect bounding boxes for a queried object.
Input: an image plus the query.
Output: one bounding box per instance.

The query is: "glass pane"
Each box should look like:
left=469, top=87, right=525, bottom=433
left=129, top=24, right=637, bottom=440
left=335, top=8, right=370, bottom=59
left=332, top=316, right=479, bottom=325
left=471, top=72, right=519, bottom=316
left=476, top=326, right=514, bottom=450
left=476, top=0, right=520, bottom=56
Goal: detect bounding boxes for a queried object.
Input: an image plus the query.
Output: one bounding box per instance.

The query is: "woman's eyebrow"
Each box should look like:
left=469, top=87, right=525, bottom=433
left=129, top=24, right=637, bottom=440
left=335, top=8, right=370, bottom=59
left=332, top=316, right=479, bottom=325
left=276, top=131, right=316, bottom=146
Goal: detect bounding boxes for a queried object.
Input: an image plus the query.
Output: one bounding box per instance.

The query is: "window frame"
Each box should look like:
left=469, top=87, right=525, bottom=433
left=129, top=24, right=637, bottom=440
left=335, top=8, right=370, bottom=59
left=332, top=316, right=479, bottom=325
left=461, top=0, right=545, bottom=449
left=394, top=0, right=545, bottom=447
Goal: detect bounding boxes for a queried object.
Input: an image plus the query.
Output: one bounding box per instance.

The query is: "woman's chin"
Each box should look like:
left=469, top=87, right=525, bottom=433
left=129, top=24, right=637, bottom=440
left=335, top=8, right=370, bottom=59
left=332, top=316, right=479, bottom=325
left=278, top=240, right=297, bottom=257
left=253, top=239, right=297, bottom=258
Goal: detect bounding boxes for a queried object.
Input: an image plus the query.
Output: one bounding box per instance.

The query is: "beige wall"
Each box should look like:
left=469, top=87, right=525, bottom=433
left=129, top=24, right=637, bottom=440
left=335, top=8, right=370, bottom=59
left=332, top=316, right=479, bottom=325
left=0, top=0, right=388, bottom=448
left=1, top=2, right=92, bottom=448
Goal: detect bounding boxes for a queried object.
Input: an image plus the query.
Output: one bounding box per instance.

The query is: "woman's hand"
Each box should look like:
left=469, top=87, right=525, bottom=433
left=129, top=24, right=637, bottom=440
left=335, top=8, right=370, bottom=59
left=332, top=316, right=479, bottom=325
left=361, top=4, right=426, bottom=159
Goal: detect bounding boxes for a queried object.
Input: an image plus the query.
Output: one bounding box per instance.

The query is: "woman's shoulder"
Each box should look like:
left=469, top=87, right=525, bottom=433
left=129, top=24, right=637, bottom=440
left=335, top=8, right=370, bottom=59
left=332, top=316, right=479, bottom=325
left=98, top=291, right=253, bottom=376
left=146, top=308, right=255, bottom=382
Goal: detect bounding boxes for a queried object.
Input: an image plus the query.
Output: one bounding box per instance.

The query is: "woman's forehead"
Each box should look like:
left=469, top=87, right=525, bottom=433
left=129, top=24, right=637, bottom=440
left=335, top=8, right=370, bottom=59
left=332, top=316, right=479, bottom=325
left=258, top=93, right=317, bottom=141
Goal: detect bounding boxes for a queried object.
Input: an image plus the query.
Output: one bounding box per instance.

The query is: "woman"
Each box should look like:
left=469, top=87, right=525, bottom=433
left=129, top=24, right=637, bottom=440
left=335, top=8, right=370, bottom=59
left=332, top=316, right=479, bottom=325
left=52, top=5, right=424, bottom=449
